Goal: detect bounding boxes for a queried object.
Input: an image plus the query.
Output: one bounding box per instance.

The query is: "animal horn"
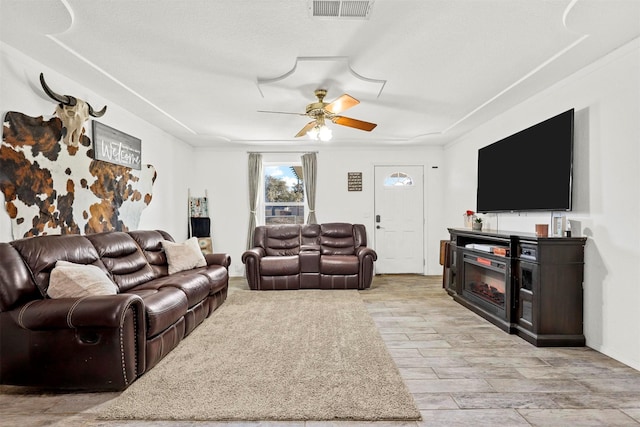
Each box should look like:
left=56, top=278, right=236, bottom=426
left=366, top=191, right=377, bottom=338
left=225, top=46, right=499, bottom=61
left=87, top=102, right=107, bottom=117
left=39, top=73, right=76, bottom=106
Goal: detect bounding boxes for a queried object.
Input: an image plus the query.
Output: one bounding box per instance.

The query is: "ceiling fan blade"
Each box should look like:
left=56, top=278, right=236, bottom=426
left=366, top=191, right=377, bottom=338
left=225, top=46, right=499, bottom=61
left=332, top=116, right=377, bottom=132
left=257, top=110, right=307, bottom=116
left=324, top=94, right=359, bottom=114
left=295, top=121, right=317, bottom=138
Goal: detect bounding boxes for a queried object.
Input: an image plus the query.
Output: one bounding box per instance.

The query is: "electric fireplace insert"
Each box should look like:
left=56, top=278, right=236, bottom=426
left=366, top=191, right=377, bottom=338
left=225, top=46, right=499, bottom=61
left=461, top=252, right=510, bottom=324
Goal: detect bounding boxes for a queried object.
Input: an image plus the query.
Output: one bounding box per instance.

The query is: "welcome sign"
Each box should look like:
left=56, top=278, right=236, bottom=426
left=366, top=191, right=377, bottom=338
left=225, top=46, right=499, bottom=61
left=92, top=121, right=141, bottom=170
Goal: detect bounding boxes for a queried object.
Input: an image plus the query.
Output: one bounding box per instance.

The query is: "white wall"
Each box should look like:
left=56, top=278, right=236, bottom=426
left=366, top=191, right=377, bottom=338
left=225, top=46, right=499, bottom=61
left=0, top=43, right=194, bottom=241
left=443, top=38, right=640, bottom=370
left=190, top=146, right=445, bottom=277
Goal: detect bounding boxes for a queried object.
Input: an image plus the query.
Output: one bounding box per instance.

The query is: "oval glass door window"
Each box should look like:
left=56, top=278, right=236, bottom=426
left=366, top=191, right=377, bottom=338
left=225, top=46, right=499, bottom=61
left=383, top=172, right=414, bottom=187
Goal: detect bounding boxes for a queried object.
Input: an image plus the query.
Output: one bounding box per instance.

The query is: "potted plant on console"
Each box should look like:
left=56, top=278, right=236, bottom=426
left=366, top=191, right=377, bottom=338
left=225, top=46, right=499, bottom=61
left=472, top=216, right=483, bottom=231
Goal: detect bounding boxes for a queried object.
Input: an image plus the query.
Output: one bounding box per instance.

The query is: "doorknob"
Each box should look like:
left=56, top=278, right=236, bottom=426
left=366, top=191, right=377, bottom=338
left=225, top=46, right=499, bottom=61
left=376, top=225, right=382, bottom=229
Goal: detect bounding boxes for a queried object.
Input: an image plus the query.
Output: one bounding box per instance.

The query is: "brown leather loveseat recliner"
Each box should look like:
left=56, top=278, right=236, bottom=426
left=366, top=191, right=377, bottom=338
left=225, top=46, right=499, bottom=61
left=242, top=223, right=377, bottom=290
left=0, top=230, right=230, bottom=391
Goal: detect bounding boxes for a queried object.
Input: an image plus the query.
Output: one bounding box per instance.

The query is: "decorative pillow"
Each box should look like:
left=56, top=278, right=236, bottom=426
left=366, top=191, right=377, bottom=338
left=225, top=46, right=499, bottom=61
left=162, top=237, right=207, bottom=275
left=48, top=260, right=118, bottom=299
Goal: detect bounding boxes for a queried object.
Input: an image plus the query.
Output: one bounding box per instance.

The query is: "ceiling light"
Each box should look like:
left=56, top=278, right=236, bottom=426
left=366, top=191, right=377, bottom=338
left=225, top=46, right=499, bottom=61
left=307, top=124, right=332, bottom=141
left=318, top=125, right=332, bottom=141
left=307, top=126, right=319, bottom=140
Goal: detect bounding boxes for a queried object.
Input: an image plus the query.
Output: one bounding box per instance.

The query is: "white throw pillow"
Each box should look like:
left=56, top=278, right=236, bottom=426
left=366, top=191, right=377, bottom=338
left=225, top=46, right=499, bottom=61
left=48, top=260, right=118, bottom=299
left=162, top=237, right=207, bottom=275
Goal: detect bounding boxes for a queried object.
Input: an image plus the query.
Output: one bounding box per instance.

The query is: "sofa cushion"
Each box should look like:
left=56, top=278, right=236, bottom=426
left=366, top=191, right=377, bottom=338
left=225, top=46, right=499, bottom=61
left=260, top=255, right=299, bottom=275
left=301, top=224, right=321, bottom=246
left=47, top=261, right=118, bottom=299
left=162, top=237, right=207, bottom=274
left=195, top=265, right=230, bottom=294
left=128, top=287, right=188, bottom=337
left=128, top=230, right=173, bottom=278
left=86, top=231, right=156, bottom=292
left=137, top=272, right=211, bottom=308
left=11, top=234, right=107, bottom=297
left=320, top=223, right=356, bottom=256
left=0, top=243, right=41, bottom=312
left=265, top=225, right=301, bottom=256
left=320, top=255, right=359, bottom=275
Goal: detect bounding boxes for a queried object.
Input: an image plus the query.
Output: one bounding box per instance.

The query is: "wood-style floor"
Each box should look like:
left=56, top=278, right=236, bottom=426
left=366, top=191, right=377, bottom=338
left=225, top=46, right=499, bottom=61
left=1, top=274, right=639, bottom=426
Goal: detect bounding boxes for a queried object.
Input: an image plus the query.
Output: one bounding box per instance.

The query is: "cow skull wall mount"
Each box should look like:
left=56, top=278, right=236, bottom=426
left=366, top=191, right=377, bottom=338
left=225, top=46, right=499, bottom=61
left=39, top=73, right=107, bottom=147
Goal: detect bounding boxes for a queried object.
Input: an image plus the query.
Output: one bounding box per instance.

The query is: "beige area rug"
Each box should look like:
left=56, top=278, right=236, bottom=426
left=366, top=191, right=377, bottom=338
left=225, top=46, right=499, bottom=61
left=94, top=289, right=421, bottom=421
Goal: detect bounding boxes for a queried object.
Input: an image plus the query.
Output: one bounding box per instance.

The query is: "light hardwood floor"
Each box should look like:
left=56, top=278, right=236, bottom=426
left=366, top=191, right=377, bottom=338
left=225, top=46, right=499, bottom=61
left=1, top=274, right=639, bottom=426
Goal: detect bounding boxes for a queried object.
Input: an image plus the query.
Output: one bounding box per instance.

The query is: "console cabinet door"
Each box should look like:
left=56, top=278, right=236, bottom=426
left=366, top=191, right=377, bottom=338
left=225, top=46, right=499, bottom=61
left=444, top=242, right=458, bottom=295
left=517, top=261, right=539, bottom=332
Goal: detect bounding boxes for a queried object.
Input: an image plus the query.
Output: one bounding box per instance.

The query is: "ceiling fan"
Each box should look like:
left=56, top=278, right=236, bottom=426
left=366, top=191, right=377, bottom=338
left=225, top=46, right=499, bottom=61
left=259, top=89, right=377, bottom=141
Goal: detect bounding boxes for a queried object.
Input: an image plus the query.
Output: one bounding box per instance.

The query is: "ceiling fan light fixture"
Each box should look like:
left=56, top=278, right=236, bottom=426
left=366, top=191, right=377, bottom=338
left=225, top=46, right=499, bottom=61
left=319, top=125, right=333, bottom=141
left=307, top=124, right=332, bottom=141
left=261, top=89, right=375, bottom=139
left=307, top=126, right=319, bottom=140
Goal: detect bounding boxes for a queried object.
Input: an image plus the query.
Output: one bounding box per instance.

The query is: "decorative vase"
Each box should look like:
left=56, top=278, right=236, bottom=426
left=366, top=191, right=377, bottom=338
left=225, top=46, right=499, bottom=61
left=464, top=214, right=475, bottom=229
left=472, top=222, right=483, bottom=231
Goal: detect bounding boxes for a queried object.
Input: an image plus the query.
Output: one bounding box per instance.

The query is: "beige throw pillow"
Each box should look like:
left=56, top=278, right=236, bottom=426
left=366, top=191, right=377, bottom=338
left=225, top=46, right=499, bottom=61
left=48, top=260, right=118, bottom=299
left=162, top=237, right=207, bottom=275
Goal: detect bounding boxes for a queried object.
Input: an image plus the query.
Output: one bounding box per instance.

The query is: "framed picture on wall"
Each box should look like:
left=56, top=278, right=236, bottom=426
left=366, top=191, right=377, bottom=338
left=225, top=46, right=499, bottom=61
left=92, top=121, right=142, bottom=170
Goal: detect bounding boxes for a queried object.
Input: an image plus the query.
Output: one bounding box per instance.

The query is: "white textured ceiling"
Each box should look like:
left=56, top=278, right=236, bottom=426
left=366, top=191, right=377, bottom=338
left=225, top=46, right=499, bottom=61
left=1, top=0, right=639, bottom=148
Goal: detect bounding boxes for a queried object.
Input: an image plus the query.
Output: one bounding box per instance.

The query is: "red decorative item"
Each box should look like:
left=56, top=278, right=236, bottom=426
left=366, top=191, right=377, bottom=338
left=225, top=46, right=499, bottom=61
left=463, top=210, right=476, bottom=228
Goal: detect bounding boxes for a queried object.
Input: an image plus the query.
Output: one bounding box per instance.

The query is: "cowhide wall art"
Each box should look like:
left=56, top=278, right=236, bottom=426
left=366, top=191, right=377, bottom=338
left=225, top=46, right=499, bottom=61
left=1, top=111, right=156, bottom=239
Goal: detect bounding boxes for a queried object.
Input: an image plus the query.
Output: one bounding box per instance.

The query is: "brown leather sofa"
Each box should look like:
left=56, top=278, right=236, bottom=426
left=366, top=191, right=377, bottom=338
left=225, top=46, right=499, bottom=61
left=0, top=230, right=230, bottom=391
left=242, top=223, right=377, bottom=290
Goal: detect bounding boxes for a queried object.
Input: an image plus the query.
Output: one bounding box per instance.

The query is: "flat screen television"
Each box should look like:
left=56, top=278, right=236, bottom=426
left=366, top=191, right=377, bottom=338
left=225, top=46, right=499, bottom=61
left=476, top=108, right=574, bottom=213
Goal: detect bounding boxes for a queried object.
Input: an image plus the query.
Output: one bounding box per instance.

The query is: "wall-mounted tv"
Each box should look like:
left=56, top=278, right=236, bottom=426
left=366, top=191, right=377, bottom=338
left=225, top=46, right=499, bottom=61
left=476, top=108, right=574, bottom=213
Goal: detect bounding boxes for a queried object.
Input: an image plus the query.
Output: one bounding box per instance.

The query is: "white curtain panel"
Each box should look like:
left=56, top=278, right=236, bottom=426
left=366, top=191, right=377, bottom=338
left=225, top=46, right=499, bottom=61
left=246, top=153, right=263, bottom=249
left=301, top=152, right=317, bottom=224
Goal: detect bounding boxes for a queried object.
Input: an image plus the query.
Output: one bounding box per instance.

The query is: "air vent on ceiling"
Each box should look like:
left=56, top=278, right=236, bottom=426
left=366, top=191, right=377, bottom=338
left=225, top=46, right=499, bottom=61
left=311, top=1, right=374, bottom=19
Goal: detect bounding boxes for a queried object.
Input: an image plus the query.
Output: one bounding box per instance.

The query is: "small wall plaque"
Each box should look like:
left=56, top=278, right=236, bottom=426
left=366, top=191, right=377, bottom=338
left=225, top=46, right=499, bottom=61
left=92, top=121, right=142, bottom=170
left=348, top=172, right=362, bottom=191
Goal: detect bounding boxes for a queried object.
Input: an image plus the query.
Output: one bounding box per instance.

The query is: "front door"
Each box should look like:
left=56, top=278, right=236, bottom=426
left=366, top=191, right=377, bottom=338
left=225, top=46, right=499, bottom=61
left=374, top=165, right=424, bottom=274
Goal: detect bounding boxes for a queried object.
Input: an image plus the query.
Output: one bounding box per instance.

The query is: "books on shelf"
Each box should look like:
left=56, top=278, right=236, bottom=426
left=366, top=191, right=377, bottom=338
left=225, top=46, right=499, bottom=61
left=464, top=243, right=510, bottom=257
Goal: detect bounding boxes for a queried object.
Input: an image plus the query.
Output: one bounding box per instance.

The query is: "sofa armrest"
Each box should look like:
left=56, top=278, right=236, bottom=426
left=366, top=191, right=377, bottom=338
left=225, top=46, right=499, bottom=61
left=241, top=247, right=266, bottom=262
left=241, top=248, right=265, bottom=290
left=12, top=294, right=144, bottom=330
left=355, top=246, right=378, bottom=262
left=205, top=253, right=231, bottom=268
left=3, top=294, right=147, bottom=390
left=355, top=246, right=377, bottom=289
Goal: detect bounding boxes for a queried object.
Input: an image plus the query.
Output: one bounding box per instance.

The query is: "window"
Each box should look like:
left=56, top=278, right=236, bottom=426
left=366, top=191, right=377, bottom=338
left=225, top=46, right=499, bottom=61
left=383, top=171, right=414, bottom=187
left=264, top=164, right=305, bottom=225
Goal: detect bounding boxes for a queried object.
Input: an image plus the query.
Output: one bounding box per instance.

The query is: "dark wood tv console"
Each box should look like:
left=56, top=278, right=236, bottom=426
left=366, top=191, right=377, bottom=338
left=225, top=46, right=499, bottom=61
left=444, top=228, right=587, bottom=347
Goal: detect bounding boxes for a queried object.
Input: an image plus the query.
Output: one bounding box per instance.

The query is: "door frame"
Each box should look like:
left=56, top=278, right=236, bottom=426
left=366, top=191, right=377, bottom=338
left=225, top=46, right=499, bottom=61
left=373, top=164, right=425, bottom=275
